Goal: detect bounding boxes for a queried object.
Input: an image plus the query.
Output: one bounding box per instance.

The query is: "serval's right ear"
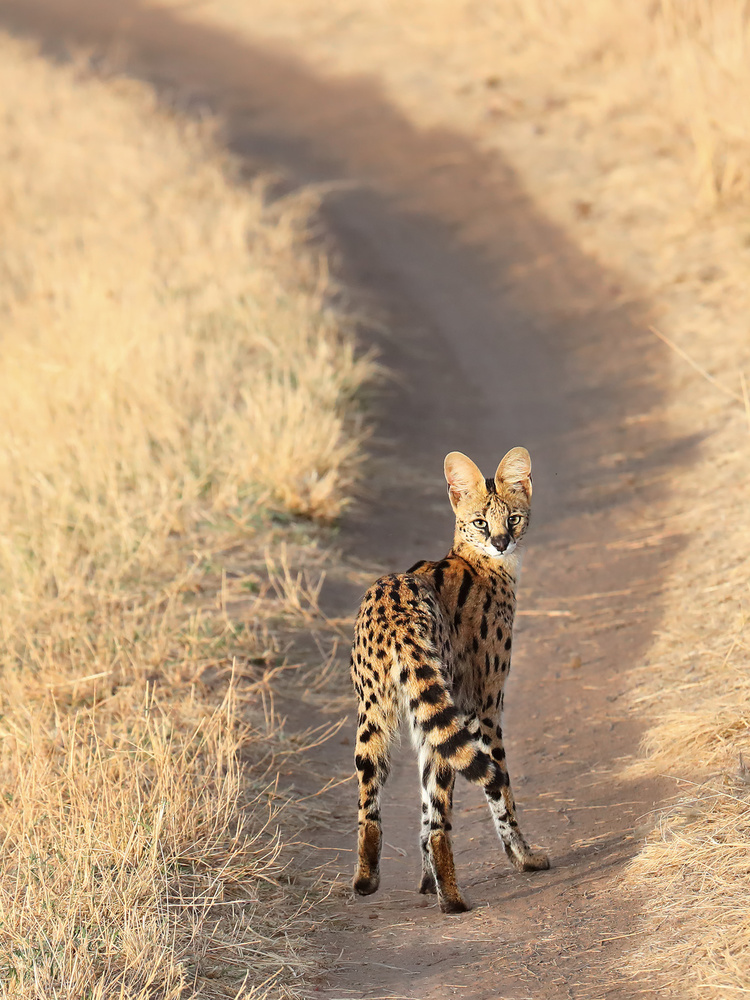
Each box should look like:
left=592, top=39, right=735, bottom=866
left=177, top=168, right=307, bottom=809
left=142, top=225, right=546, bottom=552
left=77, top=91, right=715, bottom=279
left=495, top=447, right=532, bottom=500
left=444, top=452, right=485, bottom=511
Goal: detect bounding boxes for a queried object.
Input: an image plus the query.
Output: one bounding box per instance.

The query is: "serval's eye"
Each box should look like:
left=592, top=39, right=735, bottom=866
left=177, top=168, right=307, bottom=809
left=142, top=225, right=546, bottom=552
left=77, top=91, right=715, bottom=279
left=472, top=518, right=488, bottom=530
left=508, top=514, right=522, bottom=527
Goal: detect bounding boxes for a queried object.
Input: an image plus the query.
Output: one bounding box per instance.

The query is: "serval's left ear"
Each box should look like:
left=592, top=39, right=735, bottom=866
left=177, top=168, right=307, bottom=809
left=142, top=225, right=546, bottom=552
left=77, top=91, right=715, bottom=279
left=495, top=447, right=532, bottom=500
left=444, top=451, right=485, bottom=511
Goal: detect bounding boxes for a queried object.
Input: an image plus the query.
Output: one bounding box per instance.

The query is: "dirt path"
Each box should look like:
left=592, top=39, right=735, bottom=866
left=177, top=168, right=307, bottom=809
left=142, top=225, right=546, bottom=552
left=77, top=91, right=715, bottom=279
left=0, top=3, right=690, bottom=996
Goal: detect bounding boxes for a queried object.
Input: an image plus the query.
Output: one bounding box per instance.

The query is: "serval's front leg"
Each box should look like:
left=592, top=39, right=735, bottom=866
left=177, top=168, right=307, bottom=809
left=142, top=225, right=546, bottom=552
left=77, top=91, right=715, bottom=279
left=478, top=717, right=549, bottom=872
left=417, top=742, right=467, bottom=913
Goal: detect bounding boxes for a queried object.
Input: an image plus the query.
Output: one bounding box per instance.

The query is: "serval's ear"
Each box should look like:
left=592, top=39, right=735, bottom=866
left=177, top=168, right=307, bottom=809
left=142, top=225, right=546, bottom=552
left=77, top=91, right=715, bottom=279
left=444, top=452, right=485, bottom=510
left=495, top=447, right=532, bottom=500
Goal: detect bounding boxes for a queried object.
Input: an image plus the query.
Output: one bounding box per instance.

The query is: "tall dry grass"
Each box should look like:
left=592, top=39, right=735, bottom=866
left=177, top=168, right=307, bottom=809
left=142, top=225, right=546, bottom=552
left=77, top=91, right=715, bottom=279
left=177, top=0, right=750, bottom=209
left=0, top=32, right=367, bottom=998
left=619, top=350, right=750, bottom=998
left=656, top=0, right=750, bottom=204
left=471, top=0, right=750, bottom=206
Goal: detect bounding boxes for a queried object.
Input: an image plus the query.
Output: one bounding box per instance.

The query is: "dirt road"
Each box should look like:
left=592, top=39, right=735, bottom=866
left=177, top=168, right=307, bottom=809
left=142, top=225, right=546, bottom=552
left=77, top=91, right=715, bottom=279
left=0, top=2, right=689, bottom=995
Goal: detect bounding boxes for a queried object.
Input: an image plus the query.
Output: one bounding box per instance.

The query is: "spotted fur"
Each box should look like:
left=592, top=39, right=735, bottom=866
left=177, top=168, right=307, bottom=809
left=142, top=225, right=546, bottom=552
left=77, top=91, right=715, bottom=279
left=351, top=448, right=549, bottom=913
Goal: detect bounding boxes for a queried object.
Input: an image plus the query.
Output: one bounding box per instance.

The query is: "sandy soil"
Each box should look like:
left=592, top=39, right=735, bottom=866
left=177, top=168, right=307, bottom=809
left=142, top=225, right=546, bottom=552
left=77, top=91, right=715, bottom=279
left=0, top=2, right=690, bottom=996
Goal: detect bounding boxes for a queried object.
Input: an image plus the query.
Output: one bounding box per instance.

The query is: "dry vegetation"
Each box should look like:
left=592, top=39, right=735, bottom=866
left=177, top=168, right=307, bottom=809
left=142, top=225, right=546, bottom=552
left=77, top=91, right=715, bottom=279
left=0, top=32, right=368, bottom=998
left=4, top=0, right=750, bottom=992
left=173, top=0, right=750, bottom=207
left=154, top=0, right=750, bottom=994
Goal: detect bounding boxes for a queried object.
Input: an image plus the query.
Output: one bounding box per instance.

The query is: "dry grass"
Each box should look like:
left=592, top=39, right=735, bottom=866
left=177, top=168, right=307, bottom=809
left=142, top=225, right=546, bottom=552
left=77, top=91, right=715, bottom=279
left=0, top=31, right=368, bottom=998
left=158, top=0, right=750, bottom=994
left=621, top=778, right=750, bottom=998
left=613, top=326, right=750, bottom=999
left=174, top=0, right=750, bottom=208
left=620, top=433, right=750, bottom=996
left=476, top=0, right=750, bottom=207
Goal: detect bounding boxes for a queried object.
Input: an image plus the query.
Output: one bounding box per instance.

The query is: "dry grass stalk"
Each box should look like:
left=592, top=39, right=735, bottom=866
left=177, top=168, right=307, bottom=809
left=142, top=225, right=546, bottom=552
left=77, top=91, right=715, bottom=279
left=0, top=32, right=368, bottom=998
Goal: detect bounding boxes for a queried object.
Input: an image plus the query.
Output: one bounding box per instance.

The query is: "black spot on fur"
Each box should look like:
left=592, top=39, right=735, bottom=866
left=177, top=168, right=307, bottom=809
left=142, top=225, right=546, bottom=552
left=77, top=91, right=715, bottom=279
left=461, top=752, right=490, bottom=782
left=486, top=769, right=510, bottom=798
left=355, top=755, right=376, bottom=784
left=414, top=663, right=436, bottom=681
left=430, top=795, right=447, bottom=817
left=423, top=704, right=459, bottom=732
left=435, top=766, right=453, bottom=789
left=419, top=682, right=444, bottom=706
left=457, top=569, right=474, bottom=608
left=434, top=728, right=472, bottom=758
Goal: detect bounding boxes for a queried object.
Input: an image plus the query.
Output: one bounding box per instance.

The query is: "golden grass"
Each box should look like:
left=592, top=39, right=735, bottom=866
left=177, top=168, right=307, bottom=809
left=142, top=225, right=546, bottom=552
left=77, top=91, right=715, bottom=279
left=175, top=0, right=750, bottom=208
left=480, top=0, right=750, bottom=207
left=623, top=778, right=750, bottom=997
left=0, top=32, right=368, bottom=997
left=621, top=460, right=750, bottom=997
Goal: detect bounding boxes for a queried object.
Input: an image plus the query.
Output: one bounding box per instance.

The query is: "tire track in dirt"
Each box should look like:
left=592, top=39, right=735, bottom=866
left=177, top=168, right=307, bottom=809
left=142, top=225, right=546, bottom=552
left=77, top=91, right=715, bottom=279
left=0, top=3, right=695, bottom=995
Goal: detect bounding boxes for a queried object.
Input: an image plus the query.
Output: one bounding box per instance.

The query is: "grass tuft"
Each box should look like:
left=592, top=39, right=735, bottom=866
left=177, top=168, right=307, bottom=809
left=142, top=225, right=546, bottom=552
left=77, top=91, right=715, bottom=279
left=0, top=31, right=368, bottom=998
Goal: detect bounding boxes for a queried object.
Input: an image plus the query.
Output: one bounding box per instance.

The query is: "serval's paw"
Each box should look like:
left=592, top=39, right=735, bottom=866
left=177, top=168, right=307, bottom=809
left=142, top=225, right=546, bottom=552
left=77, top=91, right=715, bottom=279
left=353, top=871, right=380, bottom=896
left=439, top=894, right=471, bottom=914
left=519, top=851, right=550, bottom=872
left=506, top=844, right=550, bottom=872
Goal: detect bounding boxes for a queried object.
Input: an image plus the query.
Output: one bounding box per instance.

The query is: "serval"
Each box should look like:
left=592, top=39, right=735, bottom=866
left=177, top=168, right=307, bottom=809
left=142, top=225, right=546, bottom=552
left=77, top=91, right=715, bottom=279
left=350, top=448, right=549, bottom=913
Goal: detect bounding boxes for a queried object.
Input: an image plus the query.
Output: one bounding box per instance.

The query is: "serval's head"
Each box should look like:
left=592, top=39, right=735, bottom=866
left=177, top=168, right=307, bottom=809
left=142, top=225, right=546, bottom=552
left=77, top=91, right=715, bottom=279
left=444, top=448, right=532, bottom=560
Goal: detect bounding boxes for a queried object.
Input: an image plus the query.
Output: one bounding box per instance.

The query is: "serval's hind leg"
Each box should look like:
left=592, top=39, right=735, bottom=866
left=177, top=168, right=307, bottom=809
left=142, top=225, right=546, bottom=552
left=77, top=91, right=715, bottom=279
left=417, top=741, right=467, bottom=913
left=478, top=717, right=549, bottom=872
left=352, top=687, right=396, bottom=896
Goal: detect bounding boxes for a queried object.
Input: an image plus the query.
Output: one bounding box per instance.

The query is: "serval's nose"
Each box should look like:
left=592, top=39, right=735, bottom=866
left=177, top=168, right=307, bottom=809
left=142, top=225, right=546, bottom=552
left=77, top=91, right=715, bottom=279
left=491, top=533, right=510, bottom=552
